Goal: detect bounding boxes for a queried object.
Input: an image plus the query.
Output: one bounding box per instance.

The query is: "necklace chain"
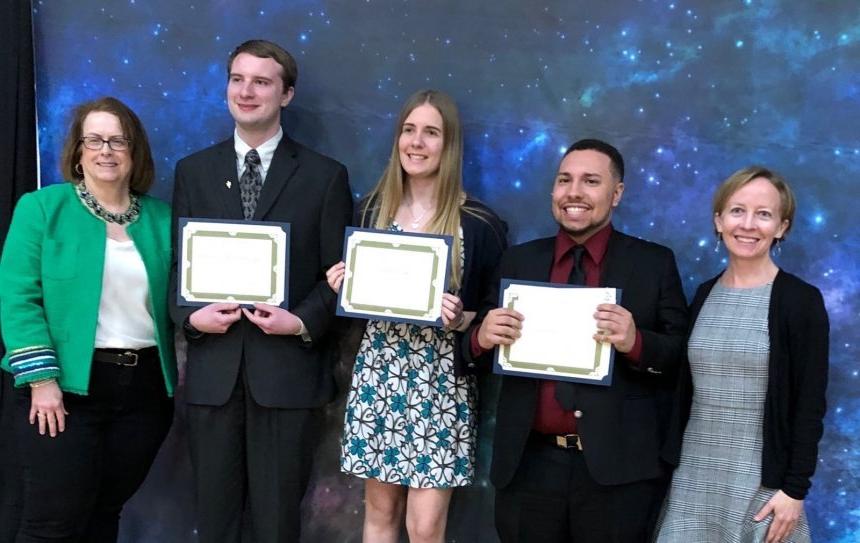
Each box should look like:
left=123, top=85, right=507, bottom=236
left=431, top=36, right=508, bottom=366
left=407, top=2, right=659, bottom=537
left=75, top=183, right=140, bottom=225
left=405, top=200, right=432, bottom=229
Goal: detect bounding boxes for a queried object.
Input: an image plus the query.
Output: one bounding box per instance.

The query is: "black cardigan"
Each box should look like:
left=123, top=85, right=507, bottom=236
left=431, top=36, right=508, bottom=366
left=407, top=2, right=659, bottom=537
left=662, top=269, right=829, bottom=499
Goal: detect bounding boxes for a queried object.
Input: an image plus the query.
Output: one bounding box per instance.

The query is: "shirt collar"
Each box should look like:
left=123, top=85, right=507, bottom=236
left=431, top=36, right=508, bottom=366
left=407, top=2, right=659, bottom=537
left=553, top=222, right=613, bottom=267
left=234, top=126, right=283, bottom=174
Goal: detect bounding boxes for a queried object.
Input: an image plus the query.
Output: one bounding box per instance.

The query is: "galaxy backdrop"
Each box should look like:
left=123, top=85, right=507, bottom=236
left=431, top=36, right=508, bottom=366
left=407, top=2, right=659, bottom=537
left=30, top=0, right=858, bottom=541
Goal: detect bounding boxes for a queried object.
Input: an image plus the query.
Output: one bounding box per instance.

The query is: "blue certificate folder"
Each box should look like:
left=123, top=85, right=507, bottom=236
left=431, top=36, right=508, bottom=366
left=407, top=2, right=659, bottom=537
left=336, top=227, right=453, bottom=327
left=492, top=279, right=620, bottom=386
left=176, top=217, right=290, bottom=309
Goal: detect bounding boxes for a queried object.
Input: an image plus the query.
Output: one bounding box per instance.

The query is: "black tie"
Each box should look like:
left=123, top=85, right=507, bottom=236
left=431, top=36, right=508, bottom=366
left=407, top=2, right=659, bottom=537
left=555, top=245, right=585, bottom=410
left=567, top=245, right=586, bottom=286
left=239, top=149, right=262, bottom=220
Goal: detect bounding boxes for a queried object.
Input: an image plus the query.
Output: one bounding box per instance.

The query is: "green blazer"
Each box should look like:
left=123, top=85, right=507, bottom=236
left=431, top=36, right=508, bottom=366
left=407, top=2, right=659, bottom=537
left=0, top=183, right=177, bottom=396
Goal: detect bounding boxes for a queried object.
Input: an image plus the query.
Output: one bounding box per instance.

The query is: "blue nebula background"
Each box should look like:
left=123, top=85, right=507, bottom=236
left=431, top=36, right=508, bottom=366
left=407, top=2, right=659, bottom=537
left=31, top=0, right=859, bottom=541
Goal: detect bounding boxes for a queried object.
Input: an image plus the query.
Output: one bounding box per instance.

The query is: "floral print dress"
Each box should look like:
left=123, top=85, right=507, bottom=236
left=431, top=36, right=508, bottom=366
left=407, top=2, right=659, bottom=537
left=340, top=226, right=476, bottom=488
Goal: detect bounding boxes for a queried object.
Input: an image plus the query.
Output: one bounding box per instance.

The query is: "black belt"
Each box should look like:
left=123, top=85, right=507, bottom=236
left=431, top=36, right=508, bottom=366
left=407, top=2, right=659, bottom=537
left=92, top=347, right=158, bottom=367
left=532, top=431, right=584, bottom=451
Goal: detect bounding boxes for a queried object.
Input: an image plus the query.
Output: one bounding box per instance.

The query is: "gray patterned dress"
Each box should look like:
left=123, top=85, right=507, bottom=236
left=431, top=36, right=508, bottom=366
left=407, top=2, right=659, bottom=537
left=656, top=282, right=811, bottom=543
left=340, top=225, right=477, bottom=488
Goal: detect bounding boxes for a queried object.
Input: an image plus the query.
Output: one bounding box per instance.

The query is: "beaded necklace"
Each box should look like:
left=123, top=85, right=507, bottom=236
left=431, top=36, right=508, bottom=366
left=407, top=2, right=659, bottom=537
left=75, top=183, right=140, bottom=225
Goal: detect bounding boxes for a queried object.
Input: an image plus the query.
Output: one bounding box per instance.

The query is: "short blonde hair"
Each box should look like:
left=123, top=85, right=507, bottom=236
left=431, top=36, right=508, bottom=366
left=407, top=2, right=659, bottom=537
left=712, top=166, right=796, bottom=240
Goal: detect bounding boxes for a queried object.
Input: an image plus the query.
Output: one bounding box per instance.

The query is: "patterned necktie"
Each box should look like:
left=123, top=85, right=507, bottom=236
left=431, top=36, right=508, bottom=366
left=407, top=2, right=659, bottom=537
left=555, top=245, right=586, bottom=410
left=239, top=149, right=262, bottom=220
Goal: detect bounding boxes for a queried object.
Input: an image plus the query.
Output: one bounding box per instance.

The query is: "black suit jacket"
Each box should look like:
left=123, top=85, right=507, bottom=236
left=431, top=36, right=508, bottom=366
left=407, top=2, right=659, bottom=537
left=464, top=229, right=688, bottom=487
left=170, top=135, right=353, bottom=408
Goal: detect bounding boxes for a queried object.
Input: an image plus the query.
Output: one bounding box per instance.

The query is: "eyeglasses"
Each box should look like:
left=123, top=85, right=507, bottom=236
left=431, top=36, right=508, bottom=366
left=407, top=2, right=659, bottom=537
left=80, top=136, right=131, bottom=151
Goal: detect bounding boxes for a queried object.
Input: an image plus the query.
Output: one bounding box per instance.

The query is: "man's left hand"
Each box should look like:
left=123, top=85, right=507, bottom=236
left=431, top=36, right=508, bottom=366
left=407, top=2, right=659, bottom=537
left=593, top=303, right=637, bottom=353
left=242, top=303, right=303, bottom=335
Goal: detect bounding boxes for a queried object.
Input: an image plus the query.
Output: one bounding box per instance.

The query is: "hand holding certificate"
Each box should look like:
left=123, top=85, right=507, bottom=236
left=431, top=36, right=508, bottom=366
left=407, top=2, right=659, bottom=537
left=336, top=227, right=452, bottom=326
left=492, top=280, right=619, bottom=386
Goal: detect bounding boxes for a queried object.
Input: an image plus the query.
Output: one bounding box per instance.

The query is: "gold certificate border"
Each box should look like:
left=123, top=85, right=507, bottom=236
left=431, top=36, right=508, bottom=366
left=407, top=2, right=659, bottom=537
left=180, top=221, right=287, bottom=306
left=185, top=231, right=277, bottom=302
left=497, top=287, right=613, bottom=381
left=339, top=231, right=450, bottom=321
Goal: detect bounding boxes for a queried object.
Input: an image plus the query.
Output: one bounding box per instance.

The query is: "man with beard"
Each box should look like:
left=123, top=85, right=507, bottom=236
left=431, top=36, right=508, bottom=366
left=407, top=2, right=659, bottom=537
left=464, top=138, right=688, bottom=542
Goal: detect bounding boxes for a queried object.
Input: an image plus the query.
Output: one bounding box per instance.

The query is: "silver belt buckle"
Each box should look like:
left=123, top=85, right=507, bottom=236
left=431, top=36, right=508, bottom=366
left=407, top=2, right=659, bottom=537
left=120, top=351, right=139, bottom=367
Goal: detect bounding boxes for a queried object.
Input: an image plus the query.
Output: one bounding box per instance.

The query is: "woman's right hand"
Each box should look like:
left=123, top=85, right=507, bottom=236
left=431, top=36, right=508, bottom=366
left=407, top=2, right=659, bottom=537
left=325, top=261, right=346, bottom=293
left=29, top=381, right=68, bottom=437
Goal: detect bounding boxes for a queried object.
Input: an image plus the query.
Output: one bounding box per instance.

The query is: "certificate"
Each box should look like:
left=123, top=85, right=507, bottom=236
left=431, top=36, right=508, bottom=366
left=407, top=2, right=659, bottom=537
left=336, top=227, right=452, bottom=327
left=177, top=218, right=290, bottom=308
left=494, top=279, right=619, bottom=386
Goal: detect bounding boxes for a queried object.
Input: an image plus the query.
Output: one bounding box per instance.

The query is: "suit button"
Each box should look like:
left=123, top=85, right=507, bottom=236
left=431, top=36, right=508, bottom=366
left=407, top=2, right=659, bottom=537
left=467, top=363, right=475, bottom=369
left=573, top=410, right=583, bottom=419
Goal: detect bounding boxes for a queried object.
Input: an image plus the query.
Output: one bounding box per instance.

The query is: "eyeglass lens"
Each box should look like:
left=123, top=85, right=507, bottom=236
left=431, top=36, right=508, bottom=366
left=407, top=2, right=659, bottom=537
left=81, top=136, right=130, bottom=151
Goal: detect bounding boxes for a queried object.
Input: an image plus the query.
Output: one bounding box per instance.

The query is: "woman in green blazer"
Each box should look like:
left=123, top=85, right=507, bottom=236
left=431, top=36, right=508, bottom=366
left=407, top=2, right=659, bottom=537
left=0, top=97, right=176, bottom=542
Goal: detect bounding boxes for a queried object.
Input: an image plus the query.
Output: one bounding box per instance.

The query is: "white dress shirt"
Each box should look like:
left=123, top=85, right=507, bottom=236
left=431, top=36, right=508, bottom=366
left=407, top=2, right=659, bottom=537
left=234, top=126, right=283, bottom=183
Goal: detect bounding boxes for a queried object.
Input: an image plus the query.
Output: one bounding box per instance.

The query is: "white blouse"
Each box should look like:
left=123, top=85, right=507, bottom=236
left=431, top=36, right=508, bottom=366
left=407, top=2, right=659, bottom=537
left=94, top=238, right=157, bottom=349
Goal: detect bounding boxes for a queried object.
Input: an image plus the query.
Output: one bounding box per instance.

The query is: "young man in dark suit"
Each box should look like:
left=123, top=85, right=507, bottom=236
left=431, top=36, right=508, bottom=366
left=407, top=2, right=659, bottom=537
left=465, top=139, right=688, bottom=542
left=170, top=40, right=352, bottom=543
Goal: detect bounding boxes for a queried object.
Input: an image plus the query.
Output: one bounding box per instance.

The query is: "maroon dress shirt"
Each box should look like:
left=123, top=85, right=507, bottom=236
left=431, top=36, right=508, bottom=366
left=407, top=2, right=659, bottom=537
left=473, top=223, right=643, bottom=435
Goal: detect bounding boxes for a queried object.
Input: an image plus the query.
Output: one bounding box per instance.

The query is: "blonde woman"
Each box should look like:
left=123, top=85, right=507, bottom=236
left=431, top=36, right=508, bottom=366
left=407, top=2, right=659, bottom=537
left=658, top=167, right=828, bottom=543
left=326, top=90, right=506, bottom=543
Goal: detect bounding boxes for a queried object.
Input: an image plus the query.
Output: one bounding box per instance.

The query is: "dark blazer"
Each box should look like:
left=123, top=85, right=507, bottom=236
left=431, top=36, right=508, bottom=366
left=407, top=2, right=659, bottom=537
left=170, top=135, right=353, bottom=408
left=458, top=199, right=510, bottom=313
left=464, top=229, right=688, bottom=488
left=662, top=269, right=829, bottom=499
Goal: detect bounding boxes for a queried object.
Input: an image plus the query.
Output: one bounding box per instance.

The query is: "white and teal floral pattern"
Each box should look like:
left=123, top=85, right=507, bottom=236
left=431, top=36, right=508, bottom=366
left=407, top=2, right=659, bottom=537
left=340, top=226, right=476, bottom=488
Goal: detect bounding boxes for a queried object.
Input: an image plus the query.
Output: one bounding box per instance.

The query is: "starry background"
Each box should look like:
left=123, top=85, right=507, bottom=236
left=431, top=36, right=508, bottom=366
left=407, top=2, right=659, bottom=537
left=30, top=0, right=859, bottom=541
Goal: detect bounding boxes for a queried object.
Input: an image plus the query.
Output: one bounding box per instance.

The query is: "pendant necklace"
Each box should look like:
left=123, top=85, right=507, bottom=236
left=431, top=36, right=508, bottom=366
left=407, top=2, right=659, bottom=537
left=406, top=201, right=432, bottom=229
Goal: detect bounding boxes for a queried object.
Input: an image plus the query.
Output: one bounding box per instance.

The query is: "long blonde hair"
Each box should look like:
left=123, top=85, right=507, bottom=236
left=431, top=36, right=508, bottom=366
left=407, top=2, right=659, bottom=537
left=361, top=90, right=466, bottom=289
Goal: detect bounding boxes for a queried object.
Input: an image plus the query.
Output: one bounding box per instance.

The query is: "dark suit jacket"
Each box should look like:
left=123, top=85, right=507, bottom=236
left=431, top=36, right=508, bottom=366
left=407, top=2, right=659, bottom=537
left=464, top=229, right=688, bottom=488
left=170, top=135, right=353, bottom=408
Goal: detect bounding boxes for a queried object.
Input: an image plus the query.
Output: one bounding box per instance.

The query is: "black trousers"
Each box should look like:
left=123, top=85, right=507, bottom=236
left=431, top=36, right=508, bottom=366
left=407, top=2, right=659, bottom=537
left=186, top=365, right=321, bottom=543
left=0, top=370, right=22, bottom=543
left=14, top=348, right=173, bottom=543
left=495, top=436, right=665, bottom=543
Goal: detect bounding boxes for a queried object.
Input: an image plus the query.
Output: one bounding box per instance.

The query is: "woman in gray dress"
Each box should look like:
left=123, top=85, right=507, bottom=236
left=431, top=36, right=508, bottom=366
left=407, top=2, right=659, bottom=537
left=657, top=167, right=829, bottom=543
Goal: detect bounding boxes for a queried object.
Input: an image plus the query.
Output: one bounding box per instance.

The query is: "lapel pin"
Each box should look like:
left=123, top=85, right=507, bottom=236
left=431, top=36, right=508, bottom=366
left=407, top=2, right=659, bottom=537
left=225, top=180, right=232, bottom=189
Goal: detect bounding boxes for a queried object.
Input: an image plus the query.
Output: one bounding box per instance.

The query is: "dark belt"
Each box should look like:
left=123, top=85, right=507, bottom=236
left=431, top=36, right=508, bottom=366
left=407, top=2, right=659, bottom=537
left=533, top=432, right=584, bottom=451
left=92, top=346, right=158, bottom=367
